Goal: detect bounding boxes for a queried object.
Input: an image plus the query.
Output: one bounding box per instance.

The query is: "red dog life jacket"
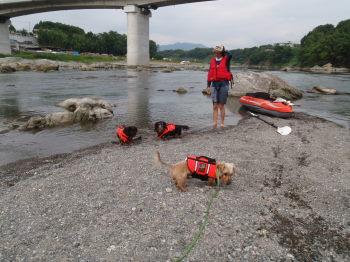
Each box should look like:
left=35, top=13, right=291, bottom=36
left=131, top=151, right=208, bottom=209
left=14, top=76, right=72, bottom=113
left=207, top=56, right=233, bottom=82
left=186, top=156, right=217, bottom=179
left=116, top=126, right=128, bottom=142
left=158, top=123, right=176, bottom=138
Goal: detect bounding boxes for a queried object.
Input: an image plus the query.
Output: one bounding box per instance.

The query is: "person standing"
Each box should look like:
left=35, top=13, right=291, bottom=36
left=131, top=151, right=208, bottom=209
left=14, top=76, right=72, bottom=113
left=206, top=44, right=233, bottom=128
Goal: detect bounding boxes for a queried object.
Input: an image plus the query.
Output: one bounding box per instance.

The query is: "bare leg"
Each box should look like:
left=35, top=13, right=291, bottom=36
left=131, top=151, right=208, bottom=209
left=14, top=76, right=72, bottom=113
left=219, top=103, right=225, bottom=127
left=213, top=103, right=219, bottom=128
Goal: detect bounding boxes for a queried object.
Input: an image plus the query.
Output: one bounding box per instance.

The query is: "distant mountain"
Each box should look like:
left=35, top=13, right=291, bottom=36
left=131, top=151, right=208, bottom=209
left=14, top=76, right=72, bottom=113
left=159, top=42, right=208, bottom=51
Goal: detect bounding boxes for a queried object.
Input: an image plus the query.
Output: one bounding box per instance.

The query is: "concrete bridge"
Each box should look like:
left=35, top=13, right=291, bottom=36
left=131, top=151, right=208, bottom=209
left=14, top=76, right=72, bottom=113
left=0, top=0, right=213, bottom=65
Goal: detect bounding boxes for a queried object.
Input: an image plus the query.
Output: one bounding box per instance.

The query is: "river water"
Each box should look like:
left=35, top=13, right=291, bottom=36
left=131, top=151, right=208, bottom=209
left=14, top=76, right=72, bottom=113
left=0, top=69, right=349, bottom=165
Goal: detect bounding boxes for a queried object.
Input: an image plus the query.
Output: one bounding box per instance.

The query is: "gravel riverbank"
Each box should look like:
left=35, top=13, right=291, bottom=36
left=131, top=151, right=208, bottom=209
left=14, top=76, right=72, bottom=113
left=0, top=113, right=349, bottom=262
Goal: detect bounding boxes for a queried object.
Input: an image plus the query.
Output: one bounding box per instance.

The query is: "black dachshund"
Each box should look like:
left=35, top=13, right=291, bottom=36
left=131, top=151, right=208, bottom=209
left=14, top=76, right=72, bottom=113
left=154, top=121, right=189, bottom=140
left=115, top=125, right=141, bottom=145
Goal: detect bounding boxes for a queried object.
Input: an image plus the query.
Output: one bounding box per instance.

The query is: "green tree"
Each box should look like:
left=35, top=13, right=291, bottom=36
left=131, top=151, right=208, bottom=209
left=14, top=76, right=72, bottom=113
left=34, top=21, right=85, bottom=35
left=17, top=29, right=29, bottom=36
left=9, top=24, right=16, bottom=33
left=150, top=40, right=158, bottom=58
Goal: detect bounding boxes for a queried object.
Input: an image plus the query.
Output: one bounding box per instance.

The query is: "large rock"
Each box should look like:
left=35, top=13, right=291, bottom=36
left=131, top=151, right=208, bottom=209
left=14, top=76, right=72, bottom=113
left=228, top=72, right=303, bottom=100
left=20, top=97, right=116, bottom=131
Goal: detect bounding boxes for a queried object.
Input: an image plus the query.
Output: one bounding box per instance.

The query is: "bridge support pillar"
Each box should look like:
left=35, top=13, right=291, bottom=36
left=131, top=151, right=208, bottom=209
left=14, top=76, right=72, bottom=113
left=124, top=5, right=151, bottom=66
left=0, top=18, right=11, bottom=54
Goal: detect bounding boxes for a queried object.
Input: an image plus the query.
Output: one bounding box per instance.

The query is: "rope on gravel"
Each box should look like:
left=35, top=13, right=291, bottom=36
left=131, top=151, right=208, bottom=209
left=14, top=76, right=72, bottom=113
left=174, top=172, right=221, bottom=262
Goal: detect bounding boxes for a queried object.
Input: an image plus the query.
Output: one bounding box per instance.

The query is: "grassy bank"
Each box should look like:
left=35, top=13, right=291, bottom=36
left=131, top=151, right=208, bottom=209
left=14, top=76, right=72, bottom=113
left=0, top=52, right=123, bottom=63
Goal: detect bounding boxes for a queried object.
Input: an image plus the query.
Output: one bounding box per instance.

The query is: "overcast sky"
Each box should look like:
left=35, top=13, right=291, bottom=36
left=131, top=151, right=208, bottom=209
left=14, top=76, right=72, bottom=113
left=11, top=0, right=350, bottom=49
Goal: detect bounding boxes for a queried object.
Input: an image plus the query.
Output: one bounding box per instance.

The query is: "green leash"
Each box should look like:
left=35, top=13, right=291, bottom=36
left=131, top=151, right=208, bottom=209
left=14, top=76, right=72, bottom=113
left=174, top=171, right=221, bottom=262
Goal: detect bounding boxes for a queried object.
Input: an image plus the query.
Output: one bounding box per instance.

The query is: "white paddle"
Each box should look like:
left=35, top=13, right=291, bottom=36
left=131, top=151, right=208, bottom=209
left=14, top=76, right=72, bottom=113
left=247, top=111, right=292, bottom=136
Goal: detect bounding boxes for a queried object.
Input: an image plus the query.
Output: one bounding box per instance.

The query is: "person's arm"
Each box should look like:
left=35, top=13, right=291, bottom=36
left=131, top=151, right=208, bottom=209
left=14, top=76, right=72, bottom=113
left=225, top=51, right=232, bottom=60
left=224, top=51, right=232, bottom=71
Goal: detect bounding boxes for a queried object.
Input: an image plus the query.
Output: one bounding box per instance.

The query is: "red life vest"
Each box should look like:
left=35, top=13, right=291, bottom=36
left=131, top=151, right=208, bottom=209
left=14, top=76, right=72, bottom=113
left=186, top=156, right=217, bottom=179
left=158, top=123, right=176, bottom=138
left=116, top=126, right=129, bottom=142
left=207, top=56, right=233, bottom=82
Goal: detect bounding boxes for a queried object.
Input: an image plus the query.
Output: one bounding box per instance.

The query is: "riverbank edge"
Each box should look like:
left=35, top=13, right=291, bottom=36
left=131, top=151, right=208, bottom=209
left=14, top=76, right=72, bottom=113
left=1, top=56, right=349, bottom=74
left=0, top=112, right=345, bottom=189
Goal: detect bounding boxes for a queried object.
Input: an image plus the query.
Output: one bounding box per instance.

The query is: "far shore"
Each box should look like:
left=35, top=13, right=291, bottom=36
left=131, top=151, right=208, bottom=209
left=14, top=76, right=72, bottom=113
left=0, top=112, right=349, bottom=261
left=1, top=55, right=349, bottom=74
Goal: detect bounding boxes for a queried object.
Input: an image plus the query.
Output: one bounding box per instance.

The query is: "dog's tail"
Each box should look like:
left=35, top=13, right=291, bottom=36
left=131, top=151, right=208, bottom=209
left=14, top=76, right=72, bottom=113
left=180, top=125, right=189, bottom=130
left=154, top=151, right=173, bottom=169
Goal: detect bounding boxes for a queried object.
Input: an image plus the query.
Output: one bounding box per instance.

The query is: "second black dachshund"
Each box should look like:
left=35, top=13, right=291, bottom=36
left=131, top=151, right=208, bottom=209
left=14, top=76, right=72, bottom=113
left=154, top=121, right=189, bottom=140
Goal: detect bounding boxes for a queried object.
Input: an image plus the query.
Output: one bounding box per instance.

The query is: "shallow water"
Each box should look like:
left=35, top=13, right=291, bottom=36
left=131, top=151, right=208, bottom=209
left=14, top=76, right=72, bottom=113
left=0, top=69, right=349, bottom=165
left=269, top=70, right=350, bottom=128
left=0, top=69, right=242, bottom=165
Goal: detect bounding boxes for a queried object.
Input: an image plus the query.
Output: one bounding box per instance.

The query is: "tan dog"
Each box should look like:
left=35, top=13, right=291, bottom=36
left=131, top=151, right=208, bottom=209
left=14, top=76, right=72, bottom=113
left=154, top=152, right=236, bottom=192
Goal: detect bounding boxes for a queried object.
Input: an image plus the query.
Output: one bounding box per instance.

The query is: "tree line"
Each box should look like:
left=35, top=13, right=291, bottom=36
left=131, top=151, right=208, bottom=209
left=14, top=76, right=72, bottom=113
left=156, top=19, right=350, bottom=68
left=27, top=21, right=158, bottom=57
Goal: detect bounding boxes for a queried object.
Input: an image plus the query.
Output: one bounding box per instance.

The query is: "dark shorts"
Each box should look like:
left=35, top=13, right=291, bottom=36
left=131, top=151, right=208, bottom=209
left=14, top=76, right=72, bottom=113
left=210, top=81, right=229, bottom=104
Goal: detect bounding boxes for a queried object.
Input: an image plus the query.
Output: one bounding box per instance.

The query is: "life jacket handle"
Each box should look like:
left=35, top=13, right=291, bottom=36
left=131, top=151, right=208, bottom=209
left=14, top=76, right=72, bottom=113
left=187, top=156, right=216, bottom=164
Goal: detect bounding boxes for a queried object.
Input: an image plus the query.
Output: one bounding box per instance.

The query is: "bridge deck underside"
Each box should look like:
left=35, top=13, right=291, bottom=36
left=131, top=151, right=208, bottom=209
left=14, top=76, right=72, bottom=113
left=0, top=0, right=213, bottom=18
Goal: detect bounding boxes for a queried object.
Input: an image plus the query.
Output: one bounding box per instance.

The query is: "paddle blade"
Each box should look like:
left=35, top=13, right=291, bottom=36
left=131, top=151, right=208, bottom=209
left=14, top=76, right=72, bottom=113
left=277, top=126, right=292, bottom=136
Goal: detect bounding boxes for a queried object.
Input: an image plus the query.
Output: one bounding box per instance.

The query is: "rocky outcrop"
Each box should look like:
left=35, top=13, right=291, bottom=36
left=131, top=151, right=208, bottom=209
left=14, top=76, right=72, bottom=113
left=310, top=63, right=349, bottom=73
left=0, top=65, right=16, bottom=73
left=20, top=97, right=116, bottom=131
left=0, top=57, right=126, bottom=73
left=228, top=72, right=303, bottom=100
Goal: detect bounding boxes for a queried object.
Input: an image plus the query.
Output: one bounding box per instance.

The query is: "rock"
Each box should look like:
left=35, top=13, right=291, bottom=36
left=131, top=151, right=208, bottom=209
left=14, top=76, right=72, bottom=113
left=20, top=97, right=116, bottom=131
left=85, top=75, right=98, bottom=79
left=19, top=112, right=74, bottom=130
left=0, top=129, right=10, bottom=134
left=57, top=97, right=115, bottom=113
left=281, top=67, right=292, bottom=71
left=310, top=65, right=323, bottom=72
left=228, top=71, right=303, bottom=100
left=35, top=64, right=59, bottom=72
left=309, top=86, right=339, bottom=95
left=162, top=66, right=180, bottom=73
left=80, top=65, right=95, bottom=71
left=162, top=69, right=174, bottom=73
left=310, top=63, right=350, bottom=73
left=174, top=88, right=187, bottom=94
left=0, top=65, right=16, bottom=73
left=15, top=63, right=31, bottom=71
left=135, top=66, right=153, bottom=72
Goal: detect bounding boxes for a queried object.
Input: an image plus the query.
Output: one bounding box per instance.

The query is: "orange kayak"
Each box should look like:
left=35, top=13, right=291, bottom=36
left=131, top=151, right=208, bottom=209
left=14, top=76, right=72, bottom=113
left=239, top=96, right=294, bottom=118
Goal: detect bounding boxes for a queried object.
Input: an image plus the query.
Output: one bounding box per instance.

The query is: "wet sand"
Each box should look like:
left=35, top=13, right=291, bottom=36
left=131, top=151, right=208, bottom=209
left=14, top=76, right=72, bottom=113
left=0, top=113, right=349, bottom=261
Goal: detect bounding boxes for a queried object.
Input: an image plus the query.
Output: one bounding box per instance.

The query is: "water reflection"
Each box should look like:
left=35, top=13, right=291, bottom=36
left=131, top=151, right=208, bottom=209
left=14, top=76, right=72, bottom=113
left=0, top=90, right=21, bottom=120
left=226, top=98, right=243, bottom=117
left=126, top=70, right=151, bottom=127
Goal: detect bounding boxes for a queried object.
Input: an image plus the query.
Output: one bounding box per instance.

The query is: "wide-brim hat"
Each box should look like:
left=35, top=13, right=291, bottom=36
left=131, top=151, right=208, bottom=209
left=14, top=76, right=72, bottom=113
left=213, top=44, right=224, bottom=52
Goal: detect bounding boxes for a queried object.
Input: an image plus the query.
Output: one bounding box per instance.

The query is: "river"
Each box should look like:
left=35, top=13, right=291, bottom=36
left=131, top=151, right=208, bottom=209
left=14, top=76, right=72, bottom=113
left=0, top=69, right=349, bottom=165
